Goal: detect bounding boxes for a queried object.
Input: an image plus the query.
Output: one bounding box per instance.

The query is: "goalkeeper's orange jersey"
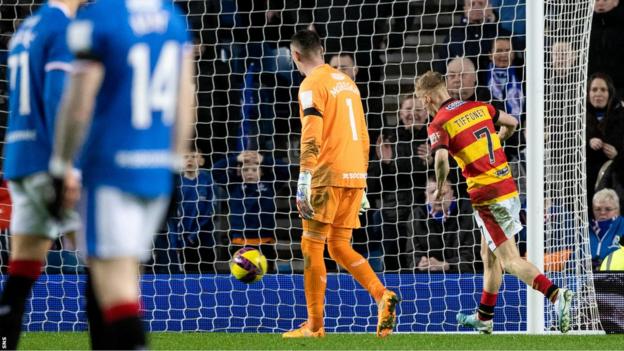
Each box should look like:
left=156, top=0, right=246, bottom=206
left=298, top=64, right=369, bottom=189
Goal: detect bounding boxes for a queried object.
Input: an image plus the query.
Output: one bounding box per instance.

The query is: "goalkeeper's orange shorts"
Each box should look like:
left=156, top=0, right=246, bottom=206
left=303, top=186, right=364, bottom=230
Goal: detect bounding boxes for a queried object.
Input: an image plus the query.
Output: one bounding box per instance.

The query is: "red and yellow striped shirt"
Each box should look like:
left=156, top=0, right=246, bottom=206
left=427, top=99, right=518, bottom=205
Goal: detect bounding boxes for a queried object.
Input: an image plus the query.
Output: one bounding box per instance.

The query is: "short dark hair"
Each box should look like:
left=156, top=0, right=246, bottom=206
left=290, top=29, right=323, bottom=58
left=328, top=52, right=355, bottom=61
left=189, top=143, right=202, bottom=154
left=492, top=36, right=513, bottom=49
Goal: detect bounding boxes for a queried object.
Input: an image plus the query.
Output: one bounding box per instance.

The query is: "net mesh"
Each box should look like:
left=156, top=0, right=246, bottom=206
left=542, top=0, right=602, bottom=332
left=0, top=0, right=602, bottom=333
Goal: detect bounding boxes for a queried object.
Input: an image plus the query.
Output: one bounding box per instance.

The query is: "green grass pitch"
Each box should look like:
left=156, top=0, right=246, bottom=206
left=19, top=332, right=624, bottom=350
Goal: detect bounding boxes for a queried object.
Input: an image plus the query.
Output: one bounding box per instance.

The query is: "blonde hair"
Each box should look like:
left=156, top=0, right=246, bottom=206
left=415, top=71, right=446, bottom=95
left=593, top=188, right=620, bottom=209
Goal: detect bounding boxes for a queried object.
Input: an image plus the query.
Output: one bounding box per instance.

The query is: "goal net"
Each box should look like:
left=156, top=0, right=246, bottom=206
left=542, top=0, right=602, bottom=332
left=0, top=0, right=602, bottom=333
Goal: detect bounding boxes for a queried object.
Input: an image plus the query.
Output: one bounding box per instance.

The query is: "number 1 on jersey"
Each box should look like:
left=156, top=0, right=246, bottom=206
left=345, top=98, right=358, bottom=141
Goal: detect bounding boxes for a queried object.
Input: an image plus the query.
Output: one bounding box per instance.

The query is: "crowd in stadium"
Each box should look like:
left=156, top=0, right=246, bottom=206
left=0, top=0, right=623, bottom=275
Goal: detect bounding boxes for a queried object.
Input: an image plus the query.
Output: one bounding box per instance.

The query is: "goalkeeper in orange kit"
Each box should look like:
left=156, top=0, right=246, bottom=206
left=282, top=30, right=399, bottom=339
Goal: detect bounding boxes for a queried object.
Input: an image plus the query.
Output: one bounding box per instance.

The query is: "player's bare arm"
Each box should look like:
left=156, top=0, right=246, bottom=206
left=50, top=61, right=104, bottom=172
left=174, top=51, right=197, bottom=162
left=46, top=61, right=103, bottom=218
left=433, top=148, right=450, bottom=201
left=495, top=110, right=518, bottom=142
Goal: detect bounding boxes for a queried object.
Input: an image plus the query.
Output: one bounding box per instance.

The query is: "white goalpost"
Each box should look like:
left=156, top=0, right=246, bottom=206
left=525, top=0, right=546, bottom=333
left=0, top=0, right=604, bottom=334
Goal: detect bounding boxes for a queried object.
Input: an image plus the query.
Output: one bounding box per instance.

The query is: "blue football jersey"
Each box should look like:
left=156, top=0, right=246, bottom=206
left=3, top=3, right=74, bottom=180
left=67, top=0, right=191, bottom=197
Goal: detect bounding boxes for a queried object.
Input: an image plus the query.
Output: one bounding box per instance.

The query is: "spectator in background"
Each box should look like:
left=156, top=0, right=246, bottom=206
left=588, top=0, right=624, bottom=97
left=411, top=178, right=480, bottom=273
left=489, top=0, right=526, bottom=50
left=544, top=40, right=582, bottom=202
left=548, top=41, right=579, bottom=87
left=485, top=37, right=526, bottom=193
left=227, top=156, right=279, bottom=272
left=446, top=57, right=492, bottom=102
left=545, top=39, right=581, bottom=127
left=212, top=150, right=289, bottom=268
left=589, top=189, right=624, bottom=271
left=154, top=149, right=215, bottom=273
left=369, top=94, right=431, bottom=271
left=485, top=37, right=524, bottom=120
left=586, top=73, right=624, bottom=214
left=600, top=243, right=624, bottom=271
left=329, top=53, right=359, bottom=81
left=435, top=0, right=502, bottom=74
left=328, top=52, right=384, bottom=145
left=212, top=150, right=290, bottom=187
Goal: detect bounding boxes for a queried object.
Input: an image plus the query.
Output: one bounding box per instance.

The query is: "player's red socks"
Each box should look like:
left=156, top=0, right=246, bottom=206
left=532, top=274, right=560, bottom=303
left=477, top=291, right=497, bottom=321
left=0, top=259, right=43, bottom=350
left=7, top=259, right=43, bottom=280
left=103, top=301, right=146, bottom=349
left=103, top=302, right=141, bottom=324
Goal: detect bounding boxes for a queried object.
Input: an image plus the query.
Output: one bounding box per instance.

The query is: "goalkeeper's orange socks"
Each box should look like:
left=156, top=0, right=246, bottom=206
left=301, top=227, right=386, bottom=332
left=0, top=259, right=42, bottom=350
left=532, top=274, right=560, bottom=303
left=301, top=236, right=327, bottom=331
left=327, top=228, right=386, bottom=302
left=477, top=291, right=498, bottom=321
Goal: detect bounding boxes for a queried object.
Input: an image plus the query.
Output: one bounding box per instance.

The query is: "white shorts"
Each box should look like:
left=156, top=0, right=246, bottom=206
left=9, top=173, right=81, bottom=238
left=79, top=185, right=168, bottom=261
left=473, top=196, right=523, bottom=252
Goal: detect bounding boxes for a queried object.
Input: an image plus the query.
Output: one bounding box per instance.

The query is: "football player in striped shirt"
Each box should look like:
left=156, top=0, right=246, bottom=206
left=415, top=71, right=574, bottom=334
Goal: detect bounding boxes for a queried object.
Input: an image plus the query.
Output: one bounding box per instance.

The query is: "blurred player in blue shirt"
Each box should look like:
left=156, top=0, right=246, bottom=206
left=0, top=1, right=84, bottom=349
left=47, top=0, right=195, bottom=348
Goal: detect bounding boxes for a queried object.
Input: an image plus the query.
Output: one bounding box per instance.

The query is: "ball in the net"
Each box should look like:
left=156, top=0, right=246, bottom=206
left=230, top=247, right=268, bottom=283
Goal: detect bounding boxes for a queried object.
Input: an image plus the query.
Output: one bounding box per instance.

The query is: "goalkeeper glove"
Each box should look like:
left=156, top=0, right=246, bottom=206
left=359, top=190, right=370, bottom=215
left=296, top=170, right=314, bottom=220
